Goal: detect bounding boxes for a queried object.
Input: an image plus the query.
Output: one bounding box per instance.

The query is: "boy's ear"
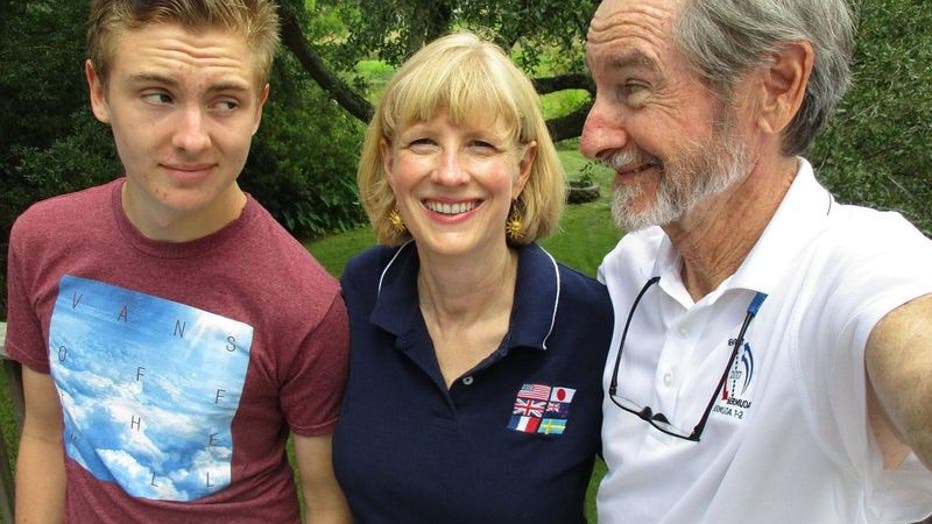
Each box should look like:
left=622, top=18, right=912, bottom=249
left=252, top=83, right=270, bottom=135
left=86, top=59, right=111, bottom=124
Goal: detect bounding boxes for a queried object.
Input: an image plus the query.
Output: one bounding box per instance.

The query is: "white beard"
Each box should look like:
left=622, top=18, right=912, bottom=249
left=611, top=122, right=750, bottom=232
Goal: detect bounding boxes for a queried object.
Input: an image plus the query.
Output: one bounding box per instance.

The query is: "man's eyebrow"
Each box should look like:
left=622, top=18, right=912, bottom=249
left=608, top=50, right=659, bottom=72
left=126, top=74, right=252, bottom=95
left=127, top=73, right=179, bottom=87
left=205, top=82, right=252, bottom=95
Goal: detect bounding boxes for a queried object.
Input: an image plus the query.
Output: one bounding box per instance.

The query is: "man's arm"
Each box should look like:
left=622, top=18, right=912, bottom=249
left=865, top=293, right=932, bottom=470
left=15, top=366, right=65, bottom=523
left=293, top=433, right=350, bottom=524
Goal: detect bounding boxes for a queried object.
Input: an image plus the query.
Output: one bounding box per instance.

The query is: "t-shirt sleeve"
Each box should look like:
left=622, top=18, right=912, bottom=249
left=5, top=213, right=52, bottom=374
left=279, top=292, right=350, bottom=437
left=799, top=209, right=932, bottom=521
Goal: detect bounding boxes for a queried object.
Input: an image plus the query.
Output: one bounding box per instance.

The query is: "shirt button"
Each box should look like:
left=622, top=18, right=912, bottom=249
left=462, top=376, right=474, bottom=386
left=663, top=372, right=674, bottom=387
left=677, top=326, right=689, bottom=338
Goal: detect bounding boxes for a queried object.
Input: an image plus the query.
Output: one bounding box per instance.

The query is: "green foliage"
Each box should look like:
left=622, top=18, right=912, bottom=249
left=243, top=51, right=366, bottom=239
left=306, top=227, right=377, bottom=277
left=12, top=112, right=121, bottom=196
left=570, top=161, right=597, bottom=188
left=307, top=0, right=594, bottom=71
left=0, top=2, right=88, bottom=154
left=812, top=0, right=931, bottom=235
left=0, top=2, right=117, bottom=320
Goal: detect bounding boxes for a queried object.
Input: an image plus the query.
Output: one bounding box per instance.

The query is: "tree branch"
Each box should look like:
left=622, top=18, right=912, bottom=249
left=546, top=102, right=593, bottom=142
left=279, top=9, right=374, bottom=123
left=532, top=73, right=593, bottom=95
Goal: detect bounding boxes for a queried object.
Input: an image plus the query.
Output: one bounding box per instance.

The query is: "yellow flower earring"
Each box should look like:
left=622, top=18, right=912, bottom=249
left=388, top=206, right=407, bottom=234
left=506, top=200, right=523, bottom=241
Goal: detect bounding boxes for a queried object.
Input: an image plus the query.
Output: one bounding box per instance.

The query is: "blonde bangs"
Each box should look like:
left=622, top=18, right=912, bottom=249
left=380, top=47, right=524, bottom=145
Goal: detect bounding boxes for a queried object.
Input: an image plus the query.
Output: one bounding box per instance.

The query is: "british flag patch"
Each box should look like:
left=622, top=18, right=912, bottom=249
left=507, top=383, right=575, bottom=435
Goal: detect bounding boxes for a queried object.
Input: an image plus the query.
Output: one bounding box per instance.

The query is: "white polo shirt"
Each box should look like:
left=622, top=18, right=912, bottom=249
left=597, top=159, right=932, bottom=524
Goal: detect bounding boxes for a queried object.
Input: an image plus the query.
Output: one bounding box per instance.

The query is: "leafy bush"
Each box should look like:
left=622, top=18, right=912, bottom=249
left=243, top=51, right=366, bottom=239
left=812, top=0, right=931, bottom=235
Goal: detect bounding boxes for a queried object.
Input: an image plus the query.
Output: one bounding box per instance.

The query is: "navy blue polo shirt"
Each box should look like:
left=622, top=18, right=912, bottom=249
left=332, top=242, right=613, bottom=524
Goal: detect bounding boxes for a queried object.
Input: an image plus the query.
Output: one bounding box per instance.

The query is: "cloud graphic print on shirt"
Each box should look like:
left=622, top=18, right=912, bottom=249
left=48, top=275, right=253, bottom=502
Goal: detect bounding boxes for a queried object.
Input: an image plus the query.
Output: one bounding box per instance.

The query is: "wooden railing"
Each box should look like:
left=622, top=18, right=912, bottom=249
left=1, top=321, right=21, bottom=523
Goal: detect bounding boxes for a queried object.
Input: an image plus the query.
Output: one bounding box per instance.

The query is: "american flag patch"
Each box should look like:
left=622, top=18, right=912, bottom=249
left=507, top=383, right=575, bottom=435
left=517, top=383, right=551, bottom=401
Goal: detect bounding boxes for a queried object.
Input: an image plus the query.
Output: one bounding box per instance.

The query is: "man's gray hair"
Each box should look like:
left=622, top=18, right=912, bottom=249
left=674, top=0, right=856, bottom=155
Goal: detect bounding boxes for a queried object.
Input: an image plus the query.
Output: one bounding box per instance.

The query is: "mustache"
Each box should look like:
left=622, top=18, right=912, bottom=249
left=600, top=148, right=660, bottom=171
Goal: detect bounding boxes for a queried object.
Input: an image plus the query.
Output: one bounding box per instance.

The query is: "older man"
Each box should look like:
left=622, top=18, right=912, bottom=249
left=582, top=1, right=932, bottom=523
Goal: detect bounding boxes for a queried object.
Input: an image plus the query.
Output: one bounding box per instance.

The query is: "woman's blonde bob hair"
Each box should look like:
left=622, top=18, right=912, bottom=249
left=357, top=31, right=565, bottom=246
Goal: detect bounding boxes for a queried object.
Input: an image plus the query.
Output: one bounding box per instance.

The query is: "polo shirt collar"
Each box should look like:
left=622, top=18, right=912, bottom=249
left=650, top=158, right=834, bottom=304
left=370, top=241, right=421, bottom=341
left=370, top=242, right=559, bottom=353
left=509, top=243, right=560, bottom=351
left=730, top=158, right=834, bottom=295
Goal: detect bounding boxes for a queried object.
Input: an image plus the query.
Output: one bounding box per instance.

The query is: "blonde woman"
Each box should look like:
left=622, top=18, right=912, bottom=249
left=331, top=32, right=613, bottom=523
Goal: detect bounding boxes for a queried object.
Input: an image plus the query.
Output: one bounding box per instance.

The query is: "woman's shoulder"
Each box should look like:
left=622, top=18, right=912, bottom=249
left=557, top=262, right=611, bottom=310
left=342, top=242, right=414, bottom=289
left=347, top=241, right=413, bottom=269
left=521, top=243, right=611, bottom=311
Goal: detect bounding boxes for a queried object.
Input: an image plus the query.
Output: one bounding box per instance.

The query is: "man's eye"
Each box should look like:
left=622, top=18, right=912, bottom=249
left=213, top=100, right=239, bottom=112
left=142, top=92, right=172, bottom=105
left=623, top=83, right=650, bottom=107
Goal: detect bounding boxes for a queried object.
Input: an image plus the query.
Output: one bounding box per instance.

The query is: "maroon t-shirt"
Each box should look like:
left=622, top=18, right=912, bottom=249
left=6, top=179, right=349, bottom=523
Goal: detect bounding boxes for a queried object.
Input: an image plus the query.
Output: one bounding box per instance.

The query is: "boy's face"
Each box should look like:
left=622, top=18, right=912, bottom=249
left=86, top=22, right=269, bottom=241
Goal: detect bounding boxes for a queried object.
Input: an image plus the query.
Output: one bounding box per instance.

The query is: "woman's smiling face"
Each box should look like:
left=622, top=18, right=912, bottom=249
left=381, top=111, right=535, bottom=258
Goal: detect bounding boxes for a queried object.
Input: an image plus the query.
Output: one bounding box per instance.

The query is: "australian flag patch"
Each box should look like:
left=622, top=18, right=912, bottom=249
left=507, top=383, right=575, bottom=436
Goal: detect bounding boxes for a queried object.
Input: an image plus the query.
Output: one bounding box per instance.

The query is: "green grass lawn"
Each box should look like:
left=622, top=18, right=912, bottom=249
left=0, top=147, right=620, bottom=522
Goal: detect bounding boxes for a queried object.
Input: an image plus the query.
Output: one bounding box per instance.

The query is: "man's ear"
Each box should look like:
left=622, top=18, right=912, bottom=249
left=754, top=41, right=814, bottom=135
left=85, top=59, right=111, bottom=124
left=252, top=83, right=270, bottom=135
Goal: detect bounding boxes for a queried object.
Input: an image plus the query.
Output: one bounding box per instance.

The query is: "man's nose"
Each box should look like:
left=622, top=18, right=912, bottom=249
left=172, top=105, right=211, bottom=152
left=580, top=96, right=630, bottom=161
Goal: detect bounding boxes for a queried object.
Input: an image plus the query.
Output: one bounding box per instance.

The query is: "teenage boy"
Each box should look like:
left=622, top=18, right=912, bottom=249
left=5, top=1, right=350, bottom=522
